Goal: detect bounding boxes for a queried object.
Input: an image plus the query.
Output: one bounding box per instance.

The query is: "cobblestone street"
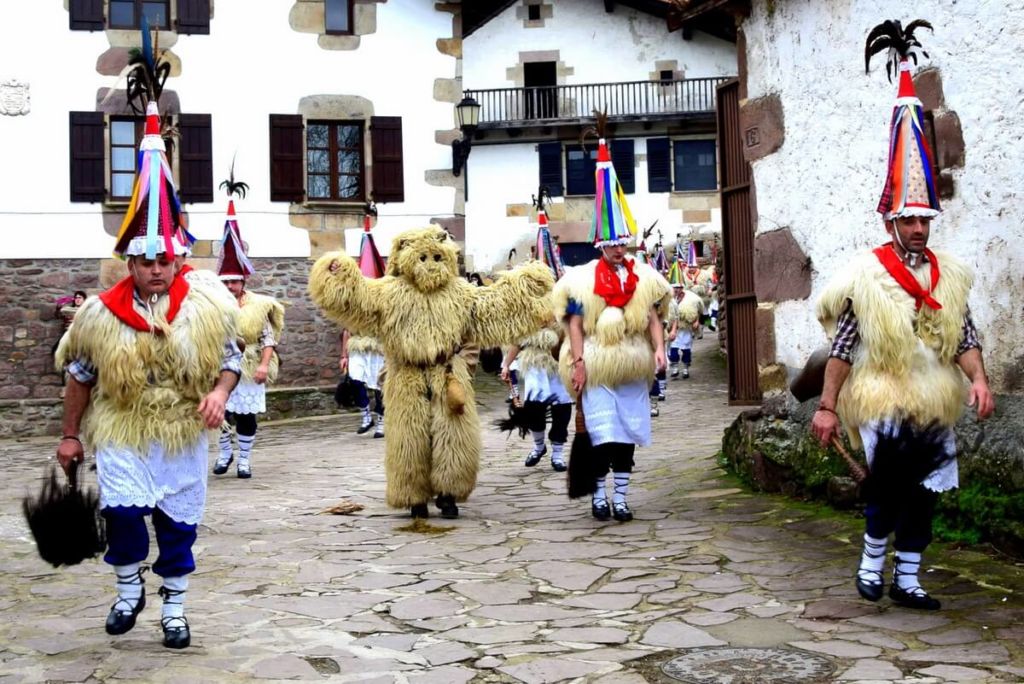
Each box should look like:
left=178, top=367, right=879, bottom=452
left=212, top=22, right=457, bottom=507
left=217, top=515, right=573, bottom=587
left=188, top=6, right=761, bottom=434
left=1, top=337, right=1022, bottom=683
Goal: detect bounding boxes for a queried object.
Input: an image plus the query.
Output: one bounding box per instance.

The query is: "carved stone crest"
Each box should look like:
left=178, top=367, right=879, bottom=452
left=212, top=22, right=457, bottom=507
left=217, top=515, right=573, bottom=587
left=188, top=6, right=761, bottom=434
left=0, top=79, right=30, bottom=116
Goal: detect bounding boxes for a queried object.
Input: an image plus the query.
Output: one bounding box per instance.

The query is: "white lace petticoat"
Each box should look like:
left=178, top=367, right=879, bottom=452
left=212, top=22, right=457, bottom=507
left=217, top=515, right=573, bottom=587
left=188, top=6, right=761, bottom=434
left=523, top=367, right=572, bottom=405
left=582, top=379, right=652, bottom=448
left=226, top=379, right=266, bottom=415
left=95, top=434, right=209, bottom=525
left=349, top=350, right=385, bottom=390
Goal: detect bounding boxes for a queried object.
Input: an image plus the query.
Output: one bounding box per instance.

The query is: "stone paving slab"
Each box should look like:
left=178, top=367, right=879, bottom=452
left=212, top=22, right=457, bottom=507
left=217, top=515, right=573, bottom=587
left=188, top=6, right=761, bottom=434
left=1, top=337, right=1023, bottom=683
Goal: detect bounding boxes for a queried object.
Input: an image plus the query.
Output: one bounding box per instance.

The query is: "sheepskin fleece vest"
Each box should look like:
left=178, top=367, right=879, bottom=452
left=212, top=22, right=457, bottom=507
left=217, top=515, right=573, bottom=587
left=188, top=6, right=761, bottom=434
left=348, top=335, right=383, bottom=355
left=663, top=298, right=680, bottom=326
left=237, top=291, right=285, bottom=383
left=554, top=258, right=671, bottom=391
left=817, top=249, right=972, bottom=448
left=517, top=325, right=560, bottom=376
left=57, top=280, right=237, bottom=453
left=677, top=290, right=703, bottom=325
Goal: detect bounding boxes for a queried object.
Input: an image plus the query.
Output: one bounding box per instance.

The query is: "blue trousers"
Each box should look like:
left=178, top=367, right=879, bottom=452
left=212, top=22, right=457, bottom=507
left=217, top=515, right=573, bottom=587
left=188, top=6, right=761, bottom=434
left=669, top=347, right=692, bottom=365
left=353, top=381, right=385, bottom=414
left=103, top=506, right=197, bottom=577
left=865, top=484, right=937, bottom=553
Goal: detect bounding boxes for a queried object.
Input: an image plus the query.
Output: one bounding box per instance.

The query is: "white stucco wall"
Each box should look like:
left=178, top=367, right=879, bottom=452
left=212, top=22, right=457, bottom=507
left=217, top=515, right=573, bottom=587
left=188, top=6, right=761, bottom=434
left=464, top=136, right=722, bottom=272
left=463, top=0, right=736, bottom=88
left=0, top=1, right=456, bottom=259
left=743, top=0, right=1024, bottom=390
left=462, top=0, right=734, bottom=272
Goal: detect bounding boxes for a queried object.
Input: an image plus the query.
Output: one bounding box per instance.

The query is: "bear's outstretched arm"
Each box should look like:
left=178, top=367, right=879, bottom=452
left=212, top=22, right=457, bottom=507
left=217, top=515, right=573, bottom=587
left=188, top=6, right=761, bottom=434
left=308, top=251, right=388, bottom=338
left=470, top=261, right=555, bottom=349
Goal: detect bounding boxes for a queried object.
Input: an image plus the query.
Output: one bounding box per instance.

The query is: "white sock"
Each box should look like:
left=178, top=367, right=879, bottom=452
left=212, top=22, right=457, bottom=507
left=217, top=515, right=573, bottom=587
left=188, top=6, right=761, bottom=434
left=113, top=563, right=144, bottom=613
left=612, top=472, right=630, bottom=505
left=592, top=476, right=607, bottom=504
left=658, top=378, right=667, bottom=394
left=894, top=551, right=926, bottom=595
left=550, top=442, right=565, bottom=463
left=531, top=430, right=545, bottom=452
left=237, top=433, right=254, bottom=468
left=858, top=533, right=887, bottom=585
left=217, top=427, right=233, bottom=461
left=160, top=575, right=188, bottom=621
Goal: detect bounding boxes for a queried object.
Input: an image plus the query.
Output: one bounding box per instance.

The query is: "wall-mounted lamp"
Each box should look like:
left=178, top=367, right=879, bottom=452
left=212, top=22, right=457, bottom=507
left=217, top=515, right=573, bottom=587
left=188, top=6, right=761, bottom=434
left=452, top=95, right=481, bottom=177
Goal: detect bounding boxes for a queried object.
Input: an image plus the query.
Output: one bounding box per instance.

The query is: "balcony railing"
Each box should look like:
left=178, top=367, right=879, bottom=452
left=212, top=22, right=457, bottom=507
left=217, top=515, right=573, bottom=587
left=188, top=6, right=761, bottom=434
left=465, top=77, right=731, bottom=127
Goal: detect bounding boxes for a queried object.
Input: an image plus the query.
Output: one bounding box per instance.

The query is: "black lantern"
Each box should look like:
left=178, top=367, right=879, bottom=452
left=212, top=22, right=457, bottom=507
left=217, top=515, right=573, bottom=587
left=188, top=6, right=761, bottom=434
left=452, top=95, right=481, bottom=177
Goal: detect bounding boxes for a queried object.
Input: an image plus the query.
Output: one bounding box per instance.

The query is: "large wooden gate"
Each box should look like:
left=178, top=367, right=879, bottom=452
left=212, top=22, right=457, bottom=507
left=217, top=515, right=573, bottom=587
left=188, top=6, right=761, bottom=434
left=717, top=79, right=761, bottom=404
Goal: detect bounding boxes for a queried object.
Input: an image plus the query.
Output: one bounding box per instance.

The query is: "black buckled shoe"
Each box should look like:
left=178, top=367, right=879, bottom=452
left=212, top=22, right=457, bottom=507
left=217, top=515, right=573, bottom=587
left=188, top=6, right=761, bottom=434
left=551, top=459, right=567, bottom=472
left=591, top=500, right=611, bottom=521
left=612, top=502, right=634, bottom=522
left=161, top=616, right=191, bottom=649
left=105, top=567, right=147, bottom=636
left=435, top=494, right=459, bottom=519
left=410, top=503, right=429, bottom=519
left=889, top=584, right=941, bottom=610
left=105, top=591, right=146, bottom=635
left=525, top=446, right=546, bottom=467
left=855, top=570, right=884, bottom=602
left=212, top=455, right=233, bottom=475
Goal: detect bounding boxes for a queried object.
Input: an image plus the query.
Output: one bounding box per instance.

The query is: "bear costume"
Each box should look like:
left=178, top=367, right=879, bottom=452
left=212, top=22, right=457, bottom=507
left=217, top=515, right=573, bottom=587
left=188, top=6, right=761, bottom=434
left=309, top=226, right=554, bottom=518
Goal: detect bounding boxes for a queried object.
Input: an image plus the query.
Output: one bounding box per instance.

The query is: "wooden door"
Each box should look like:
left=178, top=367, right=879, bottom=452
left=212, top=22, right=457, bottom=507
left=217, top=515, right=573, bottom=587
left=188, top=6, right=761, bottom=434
left=717, top=79, right=761, bottom=404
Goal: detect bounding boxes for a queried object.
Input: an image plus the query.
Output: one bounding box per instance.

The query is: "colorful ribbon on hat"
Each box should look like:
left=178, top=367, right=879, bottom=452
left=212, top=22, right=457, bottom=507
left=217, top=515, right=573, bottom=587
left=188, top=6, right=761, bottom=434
left=588, top=139, right=636, bottom=245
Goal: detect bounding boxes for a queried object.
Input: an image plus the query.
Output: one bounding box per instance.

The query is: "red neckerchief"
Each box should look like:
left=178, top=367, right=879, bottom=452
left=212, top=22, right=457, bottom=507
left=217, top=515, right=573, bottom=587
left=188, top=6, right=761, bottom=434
left=873, top=243, right=942, bottom=311
left=99, top=272, right=190, bottom=333
left=594, top=257, right=638, bottom=308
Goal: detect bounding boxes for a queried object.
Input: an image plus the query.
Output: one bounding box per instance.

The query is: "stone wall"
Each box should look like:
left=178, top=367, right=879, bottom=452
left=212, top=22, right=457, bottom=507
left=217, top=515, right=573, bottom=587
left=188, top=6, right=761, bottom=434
left=739, top=0, right=1024, bottom=394
left=0, top=257, right=343, bottom=437
left=722, top=394, right=1024, bottom=558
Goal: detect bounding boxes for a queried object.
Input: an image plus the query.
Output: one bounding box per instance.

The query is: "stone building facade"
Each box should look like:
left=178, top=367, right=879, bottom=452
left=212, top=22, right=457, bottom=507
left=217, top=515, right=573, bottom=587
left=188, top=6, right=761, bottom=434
left=0, top=0, right=464, bottom=436
left=683, top=0, right=1024, bottom=397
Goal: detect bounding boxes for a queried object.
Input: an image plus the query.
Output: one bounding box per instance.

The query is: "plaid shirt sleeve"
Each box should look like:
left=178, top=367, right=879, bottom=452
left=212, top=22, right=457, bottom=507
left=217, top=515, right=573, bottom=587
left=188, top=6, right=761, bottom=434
left=66, top=357, right=98, bottom=385
left=222, top=338, right=243, bottom=376
left=828, top=298, right=859, bottom=363
left=258, top=320, right=277, bottom=349
left=956, top=308, right=982, bottom=357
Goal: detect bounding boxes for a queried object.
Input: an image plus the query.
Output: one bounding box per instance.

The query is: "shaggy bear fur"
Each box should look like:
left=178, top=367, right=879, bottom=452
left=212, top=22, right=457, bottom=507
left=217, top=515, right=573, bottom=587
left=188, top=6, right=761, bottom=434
left=309, top=226, right=554, bottom=509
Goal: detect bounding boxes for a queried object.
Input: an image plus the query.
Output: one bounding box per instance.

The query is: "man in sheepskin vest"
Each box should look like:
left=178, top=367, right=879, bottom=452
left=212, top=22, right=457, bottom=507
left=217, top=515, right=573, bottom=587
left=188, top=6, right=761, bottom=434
left=55, top=98, right=240, bottom=650
left=553, top=137, right=671, bottom=522
left=812, top=22, right=994, bottom=611
left=213, top=199, right=285, bottom=479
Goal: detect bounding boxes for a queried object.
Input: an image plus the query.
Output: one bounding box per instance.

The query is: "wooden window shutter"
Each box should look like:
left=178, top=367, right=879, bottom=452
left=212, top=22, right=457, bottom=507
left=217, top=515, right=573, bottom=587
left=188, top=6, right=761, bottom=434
left=646, top=138, right=671, bottom=193
left=176, top=0, right=211, bottom=35
left=611, top=139, right=635, bottom=194
left=69, top=111, right=106, bottom=202
left=178, top=114, right=213, bottom=203
left=537, top=142, right=563, bottom=197
left=269, top=114, right=305, bottom=202
left=69, top=0, right=104, bottom=31
left=370, top=116, right=404, bottom=203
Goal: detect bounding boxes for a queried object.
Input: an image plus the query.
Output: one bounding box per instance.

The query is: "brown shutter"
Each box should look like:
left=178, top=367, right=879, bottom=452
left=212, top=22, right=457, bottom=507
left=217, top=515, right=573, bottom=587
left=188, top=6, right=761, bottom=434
left=370, top=116, right=404, bottom=203
left=176, top=0, right=211, bottom=35
left=69, top=0, right=104, bottom=31
left=69, top=111, right=106, bottom=202
left=269, top=114, right=305, bottom=202
left=178, top=114, right=213, bottom=203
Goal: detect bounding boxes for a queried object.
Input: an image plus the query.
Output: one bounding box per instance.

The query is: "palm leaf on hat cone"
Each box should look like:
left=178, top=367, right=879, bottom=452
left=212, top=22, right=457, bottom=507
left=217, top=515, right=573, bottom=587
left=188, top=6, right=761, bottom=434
left=22, top=463, right=105, bottom=567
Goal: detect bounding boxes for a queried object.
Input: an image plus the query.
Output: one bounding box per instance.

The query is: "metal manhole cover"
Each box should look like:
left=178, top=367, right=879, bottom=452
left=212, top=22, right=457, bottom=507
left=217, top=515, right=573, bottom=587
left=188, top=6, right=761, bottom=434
left=662, top=647, right=835, bottom=684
